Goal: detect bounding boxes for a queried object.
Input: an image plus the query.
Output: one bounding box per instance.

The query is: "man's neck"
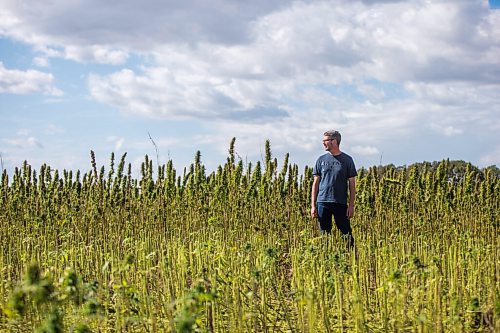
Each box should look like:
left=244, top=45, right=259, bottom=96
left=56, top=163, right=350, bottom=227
left=328, top=148, right=342, bottom=156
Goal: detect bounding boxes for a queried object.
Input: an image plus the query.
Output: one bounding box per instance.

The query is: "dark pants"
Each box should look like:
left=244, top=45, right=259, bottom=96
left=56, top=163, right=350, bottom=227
left=317, top=202, right=355, bottom=248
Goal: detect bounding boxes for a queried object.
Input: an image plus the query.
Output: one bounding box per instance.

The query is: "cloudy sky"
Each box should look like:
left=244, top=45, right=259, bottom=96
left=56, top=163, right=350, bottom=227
left=1, top=0, right=499, bottom=177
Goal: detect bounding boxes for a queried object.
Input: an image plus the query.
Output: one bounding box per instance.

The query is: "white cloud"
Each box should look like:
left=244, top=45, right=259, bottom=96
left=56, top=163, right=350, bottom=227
left=17, top=128, right=31, bottom=136
left=404, top=82, right=498, bottom=107
left=352, top=145, right=380, bottom=155
left=106, top=136, right=126, bottom=151
left=479, top=144, right=500, bottom=167
left=1, top=0, right=499, bottom=170
left=3, top=129, right=43, bottom=150
left=3, top=0, right=498, bottom=81
left=45, top=124, right=65, bottom=135
left=33, top=56, right=50, bottom=67
left=88, top=66, right=290, bottom=120
left=356, top=83, right=386, bottom=101
left=430, top=123, right=463, bottom=136
left=82, top=1, right=499, bottom=125
left=27, top=137, right=43, bottom=148
left=115, top=138, right=124, bottom=151
left=0, top=62, right=63, bottom=96
left=65, top=45, right=129, bottom=65
left=0, top=0, right=288, bottom=64
left=4, top=136, right=43, bottom=149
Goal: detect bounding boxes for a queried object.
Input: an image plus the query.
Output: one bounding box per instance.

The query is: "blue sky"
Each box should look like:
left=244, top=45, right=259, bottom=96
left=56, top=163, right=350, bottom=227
left=1, top=0, right=499, bottom=177
left=491, top=0, right=500, bottom=9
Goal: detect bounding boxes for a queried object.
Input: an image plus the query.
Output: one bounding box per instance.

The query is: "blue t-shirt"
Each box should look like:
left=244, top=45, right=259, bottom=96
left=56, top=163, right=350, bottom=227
left=313, top=152, right=357, bottom=204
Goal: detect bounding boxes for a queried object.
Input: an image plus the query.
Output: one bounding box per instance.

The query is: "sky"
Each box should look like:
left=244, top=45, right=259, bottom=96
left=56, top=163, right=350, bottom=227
left=1, top=0, right=499, bottom=178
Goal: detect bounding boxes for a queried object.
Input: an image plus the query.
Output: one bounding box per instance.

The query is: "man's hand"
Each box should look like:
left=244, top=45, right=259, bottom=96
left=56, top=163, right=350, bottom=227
left=347, top=177, right=356, bottom=219
left=346, top=204, right=355, bottom=219
left=311, top=176, right=320, bottom=218
left=311, top=206, right=318, bottom=218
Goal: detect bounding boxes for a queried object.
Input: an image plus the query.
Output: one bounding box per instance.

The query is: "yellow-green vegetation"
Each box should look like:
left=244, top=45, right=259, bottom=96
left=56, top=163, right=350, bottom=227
left=0, top=139, right=498, bottom=332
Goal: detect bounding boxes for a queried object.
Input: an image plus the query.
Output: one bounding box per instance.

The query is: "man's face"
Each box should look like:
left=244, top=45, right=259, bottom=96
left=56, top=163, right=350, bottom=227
left=322, top=136, right=335, bottom=150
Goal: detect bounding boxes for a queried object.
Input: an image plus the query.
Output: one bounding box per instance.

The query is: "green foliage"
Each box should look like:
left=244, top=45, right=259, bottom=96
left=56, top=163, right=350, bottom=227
left=2, top=263, right=104, bottom=332
left=174, top=278, right=217, bottom=333
left=35, top=308, right=63, bottom=333
left=0, top=141, right=498, bottom=332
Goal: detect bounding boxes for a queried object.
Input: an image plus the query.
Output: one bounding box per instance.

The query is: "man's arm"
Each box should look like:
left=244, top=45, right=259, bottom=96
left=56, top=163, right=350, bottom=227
left=347, top=177, right=356, bottom=218
left=311, top=176, right=320, bottom=217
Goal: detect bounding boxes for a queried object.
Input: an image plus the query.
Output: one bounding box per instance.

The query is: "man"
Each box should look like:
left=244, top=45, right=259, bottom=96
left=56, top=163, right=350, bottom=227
left=311, top=130, right=357, bottom=248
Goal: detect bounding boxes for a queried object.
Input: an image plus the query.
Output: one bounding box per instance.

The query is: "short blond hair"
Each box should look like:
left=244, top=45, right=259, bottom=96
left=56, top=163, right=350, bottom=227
left=324, top=130, right=341, bottom=144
